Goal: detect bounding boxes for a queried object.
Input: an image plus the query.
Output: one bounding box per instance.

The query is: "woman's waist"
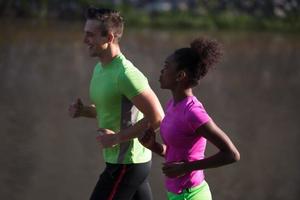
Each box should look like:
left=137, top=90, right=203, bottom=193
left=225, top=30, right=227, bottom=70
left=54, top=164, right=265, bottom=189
left=165, top=172, right=205, bottom=194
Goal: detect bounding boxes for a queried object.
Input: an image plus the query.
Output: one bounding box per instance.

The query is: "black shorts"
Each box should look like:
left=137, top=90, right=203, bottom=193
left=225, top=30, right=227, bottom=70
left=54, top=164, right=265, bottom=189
left=90, top=161, right=153, bottom=200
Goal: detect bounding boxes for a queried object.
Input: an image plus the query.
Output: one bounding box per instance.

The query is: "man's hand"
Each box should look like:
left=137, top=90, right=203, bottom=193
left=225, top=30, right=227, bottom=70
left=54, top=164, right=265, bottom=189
left=69, top=98, right=84, bottom=118
left=69, top=98, right=97, bottom=118
left=96, top=128, right=119, bottom=148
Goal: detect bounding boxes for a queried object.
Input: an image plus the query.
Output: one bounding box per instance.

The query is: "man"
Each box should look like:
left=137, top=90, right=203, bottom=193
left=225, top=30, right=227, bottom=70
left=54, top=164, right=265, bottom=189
left=68, top=7, right=164, bottom=200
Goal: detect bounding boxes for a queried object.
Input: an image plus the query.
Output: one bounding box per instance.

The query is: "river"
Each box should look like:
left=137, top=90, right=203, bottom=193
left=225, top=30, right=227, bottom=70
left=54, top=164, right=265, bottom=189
left=0, top=19, right=299, bottom=200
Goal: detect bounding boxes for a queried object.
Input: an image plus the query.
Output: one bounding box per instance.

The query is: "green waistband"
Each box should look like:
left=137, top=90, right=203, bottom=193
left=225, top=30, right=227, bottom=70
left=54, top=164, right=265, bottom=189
left=183, top=180, right=208, bottom=193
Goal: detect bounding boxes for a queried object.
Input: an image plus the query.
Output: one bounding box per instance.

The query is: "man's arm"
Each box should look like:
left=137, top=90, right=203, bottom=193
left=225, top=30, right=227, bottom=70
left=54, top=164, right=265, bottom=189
left=80, top=104, right=97, bottom=118
left=97, top=88, right=164, bottom=148
left=69, top=98, right=97, bottom=118
left=119, top=88, right=164, bottom=141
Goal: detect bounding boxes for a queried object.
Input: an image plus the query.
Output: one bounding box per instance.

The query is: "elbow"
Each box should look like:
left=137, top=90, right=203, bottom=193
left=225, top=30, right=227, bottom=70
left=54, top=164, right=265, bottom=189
left=152, top=119, right=162, bottom=130
left=150, top=114, right=163, bottom=130
left=229, top=149, right=240, bottom=163
left=155, top=107, right=165, bottom=125
left=224, top=149, right=240, bottom=164
left=147, top=106, right=164, bottom=130
left=157, top=115, right=163, bottom=125
left=233, top=150, right=240, bottom=162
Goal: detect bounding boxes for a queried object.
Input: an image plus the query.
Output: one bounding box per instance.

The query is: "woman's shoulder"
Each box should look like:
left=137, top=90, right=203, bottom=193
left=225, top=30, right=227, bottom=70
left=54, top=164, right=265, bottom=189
left=185, top=96, right=205, bottom=111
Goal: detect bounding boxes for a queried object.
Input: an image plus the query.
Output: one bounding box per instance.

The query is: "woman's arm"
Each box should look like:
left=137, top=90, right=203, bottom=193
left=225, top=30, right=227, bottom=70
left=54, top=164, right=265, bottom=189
left=163, top=120, right=240, bottom=178
left=191, top=120, right=240, bottom=168
left=138, top=128, right=166, bottom=157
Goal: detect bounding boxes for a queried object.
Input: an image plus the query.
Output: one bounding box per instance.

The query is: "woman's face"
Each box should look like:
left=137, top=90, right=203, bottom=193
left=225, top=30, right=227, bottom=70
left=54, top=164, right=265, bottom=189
left=159, top=54, right=179, bottom=89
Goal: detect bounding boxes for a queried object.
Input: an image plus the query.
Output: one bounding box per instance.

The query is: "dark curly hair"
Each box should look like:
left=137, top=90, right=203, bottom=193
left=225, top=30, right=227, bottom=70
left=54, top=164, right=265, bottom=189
left=174, top=38, right=222, bottom=86
left=85, top=7, right=124, bottom=41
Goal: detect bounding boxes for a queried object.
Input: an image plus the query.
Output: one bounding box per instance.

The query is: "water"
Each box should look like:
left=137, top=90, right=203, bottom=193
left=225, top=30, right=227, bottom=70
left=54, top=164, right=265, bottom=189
left=0, top=19, right=299, bottom=200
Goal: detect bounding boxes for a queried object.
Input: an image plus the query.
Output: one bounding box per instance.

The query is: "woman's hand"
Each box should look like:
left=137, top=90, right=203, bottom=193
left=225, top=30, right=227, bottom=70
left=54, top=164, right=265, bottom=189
left=138, top=128, right=156, bottom=149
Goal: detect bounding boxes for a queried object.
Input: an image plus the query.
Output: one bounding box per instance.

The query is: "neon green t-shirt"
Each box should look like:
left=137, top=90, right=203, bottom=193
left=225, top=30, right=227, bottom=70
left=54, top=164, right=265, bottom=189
left=89, top=54, right=152, bottom=164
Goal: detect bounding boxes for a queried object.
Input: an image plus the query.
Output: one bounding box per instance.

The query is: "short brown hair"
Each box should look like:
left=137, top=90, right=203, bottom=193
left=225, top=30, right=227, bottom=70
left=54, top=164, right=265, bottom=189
left=86, top=7, right=124, bottom=41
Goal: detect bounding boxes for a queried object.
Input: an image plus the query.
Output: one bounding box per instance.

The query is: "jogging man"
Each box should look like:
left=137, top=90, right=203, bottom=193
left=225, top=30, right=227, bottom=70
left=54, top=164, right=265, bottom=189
left=69, top=7, right=164, bottom=200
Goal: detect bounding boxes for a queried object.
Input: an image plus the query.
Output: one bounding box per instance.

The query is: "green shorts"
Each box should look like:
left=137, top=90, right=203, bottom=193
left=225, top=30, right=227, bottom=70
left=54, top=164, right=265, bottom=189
left=167, top=180, right=212, bottom=200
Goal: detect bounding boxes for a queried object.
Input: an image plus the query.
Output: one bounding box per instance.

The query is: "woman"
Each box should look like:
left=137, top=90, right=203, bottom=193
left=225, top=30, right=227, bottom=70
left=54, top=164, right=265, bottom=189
left=139, top=38, right=240, bottom=200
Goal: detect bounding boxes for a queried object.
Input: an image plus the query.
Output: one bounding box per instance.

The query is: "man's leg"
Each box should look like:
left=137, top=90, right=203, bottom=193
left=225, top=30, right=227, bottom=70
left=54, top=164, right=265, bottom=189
left=132, top=179, right=153, bottom=200
left=89, top=163, right=124, bottom=200
left=112, top=161, right=152, bottom=200
left=90, top=161, right=152, bottom=200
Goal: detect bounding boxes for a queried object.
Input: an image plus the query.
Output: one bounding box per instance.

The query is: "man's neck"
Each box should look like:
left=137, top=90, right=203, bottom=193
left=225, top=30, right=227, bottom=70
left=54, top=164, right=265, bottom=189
left=99, top=44, right=121, bottom=66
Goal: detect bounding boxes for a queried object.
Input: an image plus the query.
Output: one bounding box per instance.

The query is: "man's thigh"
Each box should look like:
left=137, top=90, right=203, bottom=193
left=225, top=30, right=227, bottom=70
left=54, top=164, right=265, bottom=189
left=90, top=161, right=152, bottom=200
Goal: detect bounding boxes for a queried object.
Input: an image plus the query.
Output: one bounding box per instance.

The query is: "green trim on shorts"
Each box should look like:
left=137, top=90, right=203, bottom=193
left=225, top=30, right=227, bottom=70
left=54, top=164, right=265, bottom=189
left=167, top=181, right=212, bottom=200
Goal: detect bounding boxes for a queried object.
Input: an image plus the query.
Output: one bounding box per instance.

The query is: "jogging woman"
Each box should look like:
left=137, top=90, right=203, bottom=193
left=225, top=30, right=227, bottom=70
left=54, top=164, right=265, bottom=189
left=139, top=38, right=240, bottom=200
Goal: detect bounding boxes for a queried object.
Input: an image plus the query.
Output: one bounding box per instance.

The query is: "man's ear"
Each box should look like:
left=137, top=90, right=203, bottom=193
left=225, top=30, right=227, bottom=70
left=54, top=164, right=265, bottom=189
left=176, top=70, right=187, bottom=81
left=107, top=32, right=114, bottom=43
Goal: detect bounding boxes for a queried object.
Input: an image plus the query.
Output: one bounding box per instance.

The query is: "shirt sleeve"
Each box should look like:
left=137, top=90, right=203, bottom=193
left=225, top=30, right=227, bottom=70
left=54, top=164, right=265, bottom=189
left=118, top=67, right=149, bottom=100
left=186, top=105, right=211, bottom=131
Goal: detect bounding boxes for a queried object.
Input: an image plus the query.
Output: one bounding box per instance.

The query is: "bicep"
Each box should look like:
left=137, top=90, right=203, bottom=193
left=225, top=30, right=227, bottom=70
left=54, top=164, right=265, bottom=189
left=131, top=88, right=164, bottom=129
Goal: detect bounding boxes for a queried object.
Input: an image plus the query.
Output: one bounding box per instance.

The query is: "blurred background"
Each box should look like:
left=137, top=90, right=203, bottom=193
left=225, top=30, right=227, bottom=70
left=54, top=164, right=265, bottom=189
left=0, top=0, right=299, bottom=200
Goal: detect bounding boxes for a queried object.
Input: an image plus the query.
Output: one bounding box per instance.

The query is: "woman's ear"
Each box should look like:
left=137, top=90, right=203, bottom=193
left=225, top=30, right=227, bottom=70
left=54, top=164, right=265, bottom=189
left=176, top=70, right=187, bottom=82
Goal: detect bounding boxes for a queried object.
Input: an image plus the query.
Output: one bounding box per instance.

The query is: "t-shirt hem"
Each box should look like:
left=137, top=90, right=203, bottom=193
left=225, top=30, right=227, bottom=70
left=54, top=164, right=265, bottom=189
left=104, top=157, right=152, bottom=164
